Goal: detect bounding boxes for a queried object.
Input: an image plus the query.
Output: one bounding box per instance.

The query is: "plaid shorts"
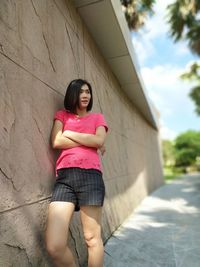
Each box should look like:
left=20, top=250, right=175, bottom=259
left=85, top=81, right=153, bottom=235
left=51, top=167, right=105, bottom=211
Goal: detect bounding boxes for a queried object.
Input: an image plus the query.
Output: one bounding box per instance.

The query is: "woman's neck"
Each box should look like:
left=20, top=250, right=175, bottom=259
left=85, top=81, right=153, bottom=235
left=75, top=108, right=88, bottom=117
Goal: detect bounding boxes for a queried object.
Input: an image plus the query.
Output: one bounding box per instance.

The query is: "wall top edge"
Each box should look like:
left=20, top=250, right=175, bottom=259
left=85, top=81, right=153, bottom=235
left=73, top=0, right=159, bottom=129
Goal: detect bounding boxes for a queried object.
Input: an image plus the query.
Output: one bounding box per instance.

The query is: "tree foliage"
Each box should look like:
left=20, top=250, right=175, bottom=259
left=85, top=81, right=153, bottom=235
left=121, top=0, right=200, bottom=116
left=174, top=130, right=200, bottom=167
left=167, top=0, right=200, bottom=56
left=120, top=0, right=155, bottom=30
left=166, top=1, right=200, bottom=115
left=181, top=62, right=200, bottom=115
left=162, top=140, right=175, bottom=166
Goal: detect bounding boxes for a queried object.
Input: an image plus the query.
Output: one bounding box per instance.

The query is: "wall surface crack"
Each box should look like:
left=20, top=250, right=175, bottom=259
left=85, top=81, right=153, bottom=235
left=29, top=0, right=56, bottom=73
left=65, top=22, right=79, bottom=75
left=0, top=43, right=4, bottom=53
left=0, top=51, right=61, bottom=95
left=0, top=17, right=13, bottom=31
left=30, top=0, right=42, bottom=24
left=5, top=243, right=33, bottom=266
left=33, top=117, right=44, bottom=137
left=33, top=117, right=54, bottom=166
left=0, top=196, right=51, bottom=214
left=42, top=33, right=56, bottom=72
left=0, top=167, right=18, bottom=191
left=91, top=77, right=103, bottom=113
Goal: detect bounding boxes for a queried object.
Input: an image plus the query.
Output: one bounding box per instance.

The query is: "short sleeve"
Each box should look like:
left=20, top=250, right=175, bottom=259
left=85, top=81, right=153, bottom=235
left=54, top=110, right=65, bottom=123
left=96, top=113, right=108, bottom=132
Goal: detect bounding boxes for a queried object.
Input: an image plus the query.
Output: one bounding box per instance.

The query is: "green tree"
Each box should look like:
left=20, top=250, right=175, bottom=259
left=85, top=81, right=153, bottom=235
left=120, top=0, right=155, bottom=30
left=121, top=0, right=200, bottom=116
left=166, top=0, right=200, bottom=114
left=167, top=0, right=200, bottom=56
left=181, top=62, right=200, bottom=115
left=162, top=140, right=175, bottom=167
left=174, top=130, right=200, bottom=167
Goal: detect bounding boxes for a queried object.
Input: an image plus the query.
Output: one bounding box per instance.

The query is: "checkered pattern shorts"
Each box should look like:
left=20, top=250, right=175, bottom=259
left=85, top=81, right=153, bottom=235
left=51, top=167, right=105, bottom=211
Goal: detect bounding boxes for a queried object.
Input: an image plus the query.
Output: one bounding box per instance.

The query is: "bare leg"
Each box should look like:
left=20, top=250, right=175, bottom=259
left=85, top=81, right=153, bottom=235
left=45, top=201, right=77, bottom=267
left=80, top=206, right=104, bottom=267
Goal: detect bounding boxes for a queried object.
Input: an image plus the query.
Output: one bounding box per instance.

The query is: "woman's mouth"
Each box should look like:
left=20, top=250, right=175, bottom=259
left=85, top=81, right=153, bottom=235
left=81, top=100, right=88, bottom=104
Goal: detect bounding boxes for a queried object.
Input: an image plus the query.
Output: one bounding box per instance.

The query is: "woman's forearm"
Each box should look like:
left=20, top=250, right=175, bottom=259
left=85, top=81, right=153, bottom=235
left=52, top=134, right=80, bottom=149
left=62, top=130, right=105, bottom=149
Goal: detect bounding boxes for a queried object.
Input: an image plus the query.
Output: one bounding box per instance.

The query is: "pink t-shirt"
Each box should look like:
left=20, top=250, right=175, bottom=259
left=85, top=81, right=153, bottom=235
left=54, top=110, right=108, bottom=175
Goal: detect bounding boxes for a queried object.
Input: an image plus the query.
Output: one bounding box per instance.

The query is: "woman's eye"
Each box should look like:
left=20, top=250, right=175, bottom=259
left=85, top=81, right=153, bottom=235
left=81, top=90, right=90, bottom=94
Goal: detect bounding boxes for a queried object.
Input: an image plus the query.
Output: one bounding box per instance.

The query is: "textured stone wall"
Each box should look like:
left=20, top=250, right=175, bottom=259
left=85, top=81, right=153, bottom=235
left=0, top=0, right=163, bottom=266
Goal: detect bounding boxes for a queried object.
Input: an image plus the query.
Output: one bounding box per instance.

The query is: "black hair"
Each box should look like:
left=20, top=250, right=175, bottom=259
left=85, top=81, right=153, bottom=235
left=64, top=79, right=93, bottom=113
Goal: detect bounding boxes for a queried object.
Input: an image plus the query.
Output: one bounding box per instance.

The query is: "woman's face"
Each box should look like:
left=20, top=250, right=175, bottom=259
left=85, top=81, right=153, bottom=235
left=78, top=84, right=91, bottom=110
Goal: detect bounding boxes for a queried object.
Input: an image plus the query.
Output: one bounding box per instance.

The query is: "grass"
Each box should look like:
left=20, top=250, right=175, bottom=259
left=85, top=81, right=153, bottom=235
left=163, top=166, right=184, bottom=181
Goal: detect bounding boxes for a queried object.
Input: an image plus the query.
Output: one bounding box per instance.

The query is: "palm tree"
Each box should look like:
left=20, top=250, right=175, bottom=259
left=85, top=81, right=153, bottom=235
left=120, top=0, right=155, bottom=30
left=167, top=0, right=200, bottom=115
left=121, top=0, right=200, bottom=115
left=167, top=0, right=200, bottom=56
left=181, top=62, right=200, bottom=115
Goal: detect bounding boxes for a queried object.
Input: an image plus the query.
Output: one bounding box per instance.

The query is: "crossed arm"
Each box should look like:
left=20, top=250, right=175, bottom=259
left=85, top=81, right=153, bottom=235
left=51, top=120, right=107, bottom=151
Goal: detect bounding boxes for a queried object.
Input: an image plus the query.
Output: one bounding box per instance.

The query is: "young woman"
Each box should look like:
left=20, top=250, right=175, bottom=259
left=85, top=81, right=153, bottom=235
left=46, top=79, right=108, bottom=267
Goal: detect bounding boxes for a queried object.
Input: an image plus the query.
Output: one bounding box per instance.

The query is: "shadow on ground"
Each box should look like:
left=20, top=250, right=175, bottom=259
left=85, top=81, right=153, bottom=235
left=104, top=173, right=200, bottom=267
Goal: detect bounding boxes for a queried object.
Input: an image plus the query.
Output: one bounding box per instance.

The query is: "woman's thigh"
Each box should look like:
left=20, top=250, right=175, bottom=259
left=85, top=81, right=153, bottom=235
left=80, top=206, right=102, bottom=239
left=46, top=201, right=75, bottom=247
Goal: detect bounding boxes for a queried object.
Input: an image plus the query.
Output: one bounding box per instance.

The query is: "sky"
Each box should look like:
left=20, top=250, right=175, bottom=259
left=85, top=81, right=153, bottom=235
left=131, top=0, right=200, bottom=140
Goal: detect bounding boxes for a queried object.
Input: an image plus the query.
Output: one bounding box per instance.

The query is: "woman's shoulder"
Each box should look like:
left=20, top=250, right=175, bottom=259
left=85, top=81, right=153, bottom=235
left=88, top=113, right=107, bottom=123
left=86, top=112, right=104, bottom=120
left=54, top=109, right=72, bottom=121
left=89, top=112, right=104, bottom=117
left=55, top=109, right=71, bottom=116
left=90, top=112, right=108, bottom=130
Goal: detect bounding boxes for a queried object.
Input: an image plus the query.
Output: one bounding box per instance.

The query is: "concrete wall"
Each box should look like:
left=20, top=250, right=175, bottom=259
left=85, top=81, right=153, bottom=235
left=0, top=0, right=163, bottom=266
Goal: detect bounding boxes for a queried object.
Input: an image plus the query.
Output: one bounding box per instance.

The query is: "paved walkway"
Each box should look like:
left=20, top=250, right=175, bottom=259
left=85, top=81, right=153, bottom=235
left=104, top=173, right=200, bottom=267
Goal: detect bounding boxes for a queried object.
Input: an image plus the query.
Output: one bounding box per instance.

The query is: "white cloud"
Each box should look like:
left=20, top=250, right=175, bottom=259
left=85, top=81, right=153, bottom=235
left=131, top=0, right=200, bottom=138
left=160, top=125, right=177, bottom=140
left=148, top=0, right=175, bottom=38
left=175, top=42, right=191, bottom=57
left=141, top=64, right=194, bottom=112
left=132, top=34, right=156, bottom=64
left=140, top=64, right=198, bottom=139
left=131, top=0, right=190, bottom=65
left=133, top=0, right=173, bottom=39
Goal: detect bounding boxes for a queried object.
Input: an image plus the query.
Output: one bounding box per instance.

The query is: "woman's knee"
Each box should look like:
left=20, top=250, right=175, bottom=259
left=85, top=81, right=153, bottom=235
left=45, top=234, right=66, bottom=259
left=84, top=232, right=103, bottom=248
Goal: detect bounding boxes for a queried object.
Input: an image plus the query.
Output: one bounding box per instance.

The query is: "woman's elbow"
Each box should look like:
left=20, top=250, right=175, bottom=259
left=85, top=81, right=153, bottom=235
left=52, top=143, right=58, bottom=149
left=96, top=139, right=104, bottom=148
left=51, top=139, right=60, bottom=149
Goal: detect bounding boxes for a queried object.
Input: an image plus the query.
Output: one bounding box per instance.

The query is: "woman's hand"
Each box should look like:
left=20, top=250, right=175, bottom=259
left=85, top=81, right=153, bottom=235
left=62, top=130, right=73, bottom=138
left=99, top=145, right=106, bottom=156
left=51, top=121, right=80, bottom=149
left=62, top=127, right=106, bottom=149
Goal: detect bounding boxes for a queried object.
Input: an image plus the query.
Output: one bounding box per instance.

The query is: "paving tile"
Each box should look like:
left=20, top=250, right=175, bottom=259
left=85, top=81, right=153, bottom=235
left=104, top=174, right=200, bottom=267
